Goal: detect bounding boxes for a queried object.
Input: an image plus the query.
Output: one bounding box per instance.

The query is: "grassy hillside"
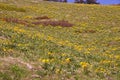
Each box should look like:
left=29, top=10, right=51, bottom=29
left=0, top=0, right=120, bottom=80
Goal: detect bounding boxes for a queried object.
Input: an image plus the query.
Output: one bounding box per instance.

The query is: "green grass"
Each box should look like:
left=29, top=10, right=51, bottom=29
left=0, top=0, right=120, bottom=80
left=0, top=3, right=26, bottom=12
left=0, top=65, right=28, bottom=80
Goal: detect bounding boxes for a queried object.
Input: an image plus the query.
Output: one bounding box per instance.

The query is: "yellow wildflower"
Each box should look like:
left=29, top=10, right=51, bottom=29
left=65, top=58, right=71, bottom=63
left=115, top=55, right=120, bottom=59
left=100, top=60, right=114, bottom=64
left=47, top=36, right=54, bottom=41
left=55, top=69, right=60, bottom=73
left=62, top=53, right=66, bottom=56
left=3, top=48, right=7, bottom=52
left=41, top=59, right=50, bottom=63
left=95, top=67, right=106, bottom=73
left=57, top=41, right=65, bottom=45
left=74, top=45, right=82, bottom=51
left=80, top=62, right=89, bottom=68
left=48, top=52, right=53, bottom=55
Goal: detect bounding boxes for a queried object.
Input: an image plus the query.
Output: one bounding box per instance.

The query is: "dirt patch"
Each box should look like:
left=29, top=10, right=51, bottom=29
left=0, top=36, right=7, bottom=40
left=0, top=17, right=73, bottom=27
left=0, top=57, right=42, bottom=80
left=2, top=17, right=29, bottom=26
left=0, top=57, right=39, bottom=70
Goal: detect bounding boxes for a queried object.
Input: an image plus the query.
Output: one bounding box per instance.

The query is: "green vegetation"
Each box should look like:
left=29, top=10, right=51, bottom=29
left=0, top=0, right=120, bottom=80
left=0, top=65, right=28, bottom=80
left=0, top=3, right=26, bottom=12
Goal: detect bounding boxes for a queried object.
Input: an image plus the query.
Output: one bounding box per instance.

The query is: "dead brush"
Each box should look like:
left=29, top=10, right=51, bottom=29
left=32, top=20, right=73, bottom=27
left=2, top=17, right=29, bottom=26
left=34, top=16, right=50, bottom=20
left=1, top=17, right=73, bottom=27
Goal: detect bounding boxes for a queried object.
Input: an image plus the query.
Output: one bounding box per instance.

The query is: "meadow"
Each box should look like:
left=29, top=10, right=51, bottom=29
left=0, top=0, right=120, bottom=80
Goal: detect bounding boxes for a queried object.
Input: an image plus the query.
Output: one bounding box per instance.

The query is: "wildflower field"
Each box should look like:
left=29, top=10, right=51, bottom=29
left=0, top=0, right=120, bottom=80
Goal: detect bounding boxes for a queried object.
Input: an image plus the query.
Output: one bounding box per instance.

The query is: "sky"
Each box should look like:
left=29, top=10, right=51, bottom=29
left=68, top=0, right=120, bottom=5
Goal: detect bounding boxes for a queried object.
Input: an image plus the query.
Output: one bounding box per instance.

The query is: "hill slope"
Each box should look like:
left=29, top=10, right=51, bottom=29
left=0, top=0, right=120, bottom=80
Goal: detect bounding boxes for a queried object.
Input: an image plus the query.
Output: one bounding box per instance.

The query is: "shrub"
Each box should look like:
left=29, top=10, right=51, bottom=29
left=32, top=20, right=73, bottom=27
left=34, top=16, right=50, bottom=20
left=2, top=17, right=73, bottom=27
